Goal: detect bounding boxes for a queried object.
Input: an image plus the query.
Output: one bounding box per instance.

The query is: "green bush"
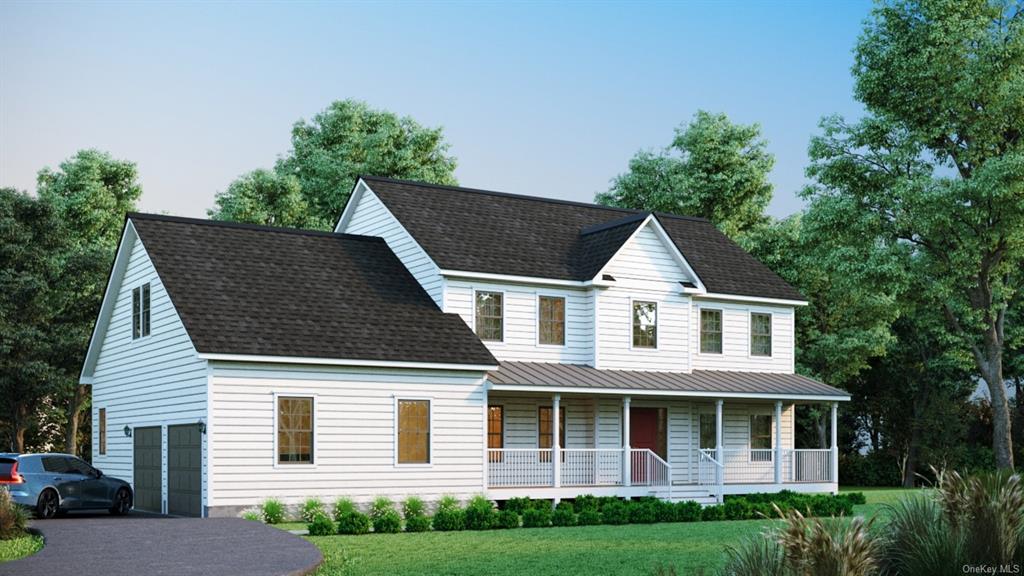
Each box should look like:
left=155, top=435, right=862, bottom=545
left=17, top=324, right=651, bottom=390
left=839, top=451, right=901, bottom=486
left=675, top=500, right=702, bottom=522
left=596, top=496, right=622, bottom=512
left=240, top=507, right=263, bottom=522
left=702, top=504, right=725, bottom=521
left=841, top=492, right=867, bottom=505
left=369, top=496, right=402, bottom=533
left=432, top=496, right=465, bottom=531
left=574, top=494, right=599, bottom=513
left=495, top=509, right=520, bottom=529
left=629, top=500, right=658, bottom=524
left=337, top=511, right=371, bottom=535
left=504, top=497, right=532, bottom=515
left=333, top=498, right=358, bottom=521
left=402, top=496, right=431, bottom=532
left=522, top=505, right=552, bottom=528
left=464, top=495, right=497, bottom=530
left=307, top=513, right=335, bottom=536
left=601, top=500, right=630, bottom=525
left=300, top=497, right=326, bottom=523
left=654, top=499, right=677, bottom=523
left=261, top=498, right=286, bottom=524
left=0, top=489, right=28, bottom=539
left=577, top=509, right=602, bottom=526
left=552, top=502, right=577, bottom=527
left=725, top=498, right=754, bottom=520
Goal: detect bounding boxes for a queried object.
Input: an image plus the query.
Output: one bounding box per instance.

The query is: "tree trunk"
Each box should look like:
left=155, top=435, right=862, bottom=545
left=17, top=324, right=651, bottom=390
left=903, top=424, right=919, bottom=487
left=984, top=357, right=1013, bottom=469
left=815, top=413, right=828, bottom=449
left=13, top=403, right=28, bottom=453
left=64, top=384, right=87, bottom=456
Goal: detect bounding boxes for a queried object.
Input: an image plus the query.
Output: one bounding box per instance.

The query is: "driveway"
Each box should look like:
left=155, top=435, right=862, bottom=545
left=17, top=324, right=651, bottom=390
left=1, top=512, right=322, bottom=576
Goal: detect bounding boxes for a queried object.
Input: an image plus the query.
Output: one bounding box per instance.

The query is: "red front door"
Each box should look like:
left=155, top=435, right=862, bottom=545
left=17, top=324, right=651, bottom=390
left=630, top=408, right=665, bottom=483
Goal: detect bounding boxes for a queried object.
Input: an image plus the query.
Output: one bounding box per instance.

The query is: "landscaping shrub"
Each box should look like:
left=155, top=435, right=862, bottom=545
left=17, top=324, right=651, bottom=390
left=369, top=496, right=402, bottom=534
left=701, top=504, right=725, bottom=521
left=300, top=497, right=326, bottom=523
left=0, top=489, right=28, bottom=540
left=503, top=497, right=532, bottom=515
left=495, top=509, right=520, bottom=529
left=724, top=498, right=753, bottom=521
left=573, top=494, right=599, bottom=513
left=654, top=499, right=677, bottom=523
left=333, top=497, right=357, bottom=521
left=522, top=506, right=552, bottom=528
left=675, top=500, right=702, bottom=522
left=551, top=502, right=577, bottom=527
left=629, top=500, right=658, bottom=524
left=307, top=513, right=335, bottom=536
left=260, top=498, right=286, bottom=524
left=841, top=492, right=867, bottom=505
left=240, top=507, right=263, bottom=522
left=595, top=496, right=621, bottom=512
left=577, top=509, right=602, bottom=526
left=402, top=496, right=431, bottom=532
left=464, top=495, right=497, bottom=530
left=336, top=510, right=371, bottom=535
left=432, top=496, right=465, bottom=532
left=601, top=500, right=630, bottom=525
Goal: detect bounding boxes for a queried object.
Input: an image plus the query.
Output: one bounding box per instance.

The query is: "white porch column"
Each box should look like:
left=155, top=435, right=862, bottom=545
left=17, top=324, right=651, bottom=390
left=774, top=401, right=783, bottom=485
left=831, top=401, right=839, bottom=490
left=482, top=383, right=489, bottom=492
left=715, top=399, right=723, bottom=486
left=553, top=394, right=561, bottom=488
left=622, top=396, right=631, bottom=488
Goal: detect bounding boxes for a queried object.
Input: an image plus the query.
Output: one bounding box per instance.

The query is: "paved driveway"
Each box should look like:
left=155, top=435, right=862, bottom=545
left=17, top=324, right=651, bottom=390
left=1, top=513, right=322, bottom=576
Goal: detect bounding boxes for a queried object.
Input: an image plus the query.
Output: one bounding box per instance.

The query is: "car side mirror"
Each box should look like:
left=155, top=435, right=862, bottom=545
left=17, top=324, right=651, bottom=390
left=92, top=469, right=103, bottom=478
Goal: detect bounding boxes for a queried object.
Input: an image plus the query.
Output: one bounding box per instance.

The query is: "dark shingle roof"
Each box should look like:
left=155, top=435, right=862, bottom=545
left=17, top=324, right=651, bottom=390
left=360, top=177, right=804, bottom=301
left=488, top=362, right=849, bottom=398
left=129, top=213, right=496, bottom=367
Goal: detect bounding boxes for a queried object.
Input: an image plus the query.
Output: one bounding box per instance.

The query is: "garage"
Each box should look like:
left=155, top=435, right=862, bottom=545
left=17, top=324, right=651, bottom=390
left=132, top=426, right=162, bottom=513
left=168, top=423, right=202, bottom=517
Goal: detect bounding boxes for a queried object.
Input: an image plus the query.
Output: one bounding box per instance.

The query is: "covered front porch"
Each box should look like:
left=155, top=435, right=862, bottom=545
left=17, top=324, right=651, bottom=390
left=483, top=363, right=847, bottom=503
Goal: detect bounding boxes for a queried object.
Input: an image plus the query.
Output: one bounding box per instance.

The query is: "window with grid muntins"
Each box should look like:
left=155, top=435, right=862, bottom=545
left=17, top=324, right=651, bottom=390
left=278, top=396, right=313, bottom=464
left=132, top=283, right=151, bottom=340
left=750, top=414, right=772, bottom=461
left=632, top=301, right=657, bottom=348
left=488, top=405, right=503, bottom=462
left=538, top=296, right=565, bottom=345
left=475, top=291, right=503, bottom=341
left=750, top=313, right=772, bottom=356
left=700, top=309, right=722, bottom=353
left=700, top=413, right=715, bottom=449
left=398, top=400, right=430, bottom=464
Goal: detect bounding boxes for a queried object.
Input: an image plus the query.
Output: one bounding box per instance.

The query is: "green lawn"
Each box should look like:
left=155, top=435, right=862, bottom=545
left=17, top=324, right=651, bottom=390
left=278, top=489, right=917, bottom=576
left=0, top=533, right=44, bottom=563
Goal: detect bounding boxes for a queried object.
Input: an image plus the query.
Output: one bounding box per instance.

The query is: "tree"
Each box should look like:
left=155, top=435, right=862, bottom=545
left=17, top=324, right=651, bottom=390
left=36, top=149, right=142, bottom=456
left=806, top=0, right=1024, bottom=468
left=268, top=99, right=457, bottom=229
left=208, top=169, right=313, bottom=228
left=597, top=111, right=774, bottom=238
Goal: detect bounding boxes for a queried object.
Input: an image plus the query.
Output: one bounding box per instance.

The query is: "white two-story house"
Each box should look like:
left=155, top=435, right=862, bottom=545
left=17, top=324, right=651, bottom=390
left=81, top=176, right=848, bottom=517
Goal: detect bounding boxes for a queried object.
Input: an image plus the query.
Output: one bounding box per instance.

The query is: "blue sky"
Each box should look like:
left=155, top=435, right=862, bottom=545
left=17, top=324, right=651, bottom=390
left=0, top=1, right=870, bottom=219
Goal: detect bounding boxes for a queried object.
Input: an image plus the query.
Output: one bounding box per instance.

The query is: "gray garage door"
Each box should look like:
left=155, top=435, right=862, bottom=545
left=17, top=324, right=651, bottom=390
left=133, top=426, right=162, bottom=513
left=168, top=424, right=202, bottom=517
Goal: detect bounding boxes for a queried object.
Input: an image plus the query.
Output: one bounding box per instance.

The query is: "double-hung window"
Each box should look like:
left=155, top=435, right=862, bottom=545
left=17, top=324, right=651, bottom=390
left=750, top=312, right=772, bottom=357
left=538, top=296, right=565, bottom=345
left=397, top=399, right=431, bottom=464
left=475, top=291, right=503, bottom=342
left=277, top=396, right=314, bottom=464
left=700, top=309, right=723, bottom=354
left=632, top=301, right=657, bottom=348
left=749, top=414, right=772, bottom=462
left=488, top=405, right=504, bottom=462
left=699, top=413, right=716, bottom=450
left=132, top=283, right=151, bottom=339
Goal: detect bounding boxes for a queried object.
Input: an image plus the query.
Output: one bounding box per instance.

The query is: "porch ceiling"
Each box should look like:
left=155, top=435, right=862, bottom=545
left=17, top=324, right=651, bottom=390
left=487, top=362, right=850, bottom=401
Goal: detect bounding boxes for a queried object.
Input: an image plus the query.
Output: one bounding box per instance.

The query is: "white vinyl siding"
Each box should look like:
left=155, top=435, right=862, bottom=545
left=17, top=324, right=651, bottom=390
left=208, top=363, right=488, bottom=507
left=446, top=280, right=593, bottom=364
left=90, top=234, right=209, bottom=514
left=341, top=186, right=444, bottom=307
left=690, top=301, right=795, bottom=372
left=600, top=224, right=696, bottom=288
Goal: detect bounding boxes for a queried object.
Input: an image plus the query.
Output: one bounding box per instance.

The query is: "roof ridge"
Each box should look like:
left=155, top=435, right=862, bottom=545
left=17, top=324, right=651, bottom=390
left=361, top=175, right=672, bottom=217
left=127, top=212, right=384, bottom=242
left=579, top=212, right=650, bottom=236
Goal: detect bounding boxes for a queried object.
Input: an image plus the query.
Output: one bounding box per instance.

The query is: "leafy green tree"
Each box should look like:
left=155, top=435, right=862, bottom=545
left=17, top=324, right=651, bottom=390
left=269, top=99, right=457, bottom=228
left=597, top=110, right=774, bottom=238
left=35, top=149, right=142, bottom=456
left=208, top=169, right=313, bottom=228
left=806, top=0, right=1024, bottom=468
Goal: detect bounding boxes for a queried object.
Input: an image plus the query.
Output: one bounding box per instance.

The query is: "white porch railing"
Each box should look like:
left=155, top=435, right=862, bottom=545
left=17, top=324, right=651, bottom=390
left=487, top=448, right=670, bottom=489
left=697, top=449, right=724, bottom=503
left=698, top=448, right=835, bottom=485
left=561, top=449, right=624, bottom=486
left=486, top=449, right=553, bottom=487
left=784, top=449, right=833, bottom=482
left=629, top=448, right=671, bottom=488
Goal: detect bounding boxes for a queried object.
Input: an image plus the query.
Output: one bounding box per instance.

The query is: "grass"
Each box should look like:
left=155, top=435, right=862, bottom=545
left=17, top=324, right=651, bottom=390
left=843, top=486, right=929, bottom=519
left=0, top=533, right=44, bottom=563
left=275, top=489, right=916, bottom=576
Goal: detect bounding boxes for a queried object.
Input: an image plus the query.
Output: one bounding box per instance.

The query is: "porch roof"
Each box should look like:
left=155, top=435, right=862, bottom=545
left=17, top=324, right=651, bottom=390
left=487, top=362, right=850, bottom=401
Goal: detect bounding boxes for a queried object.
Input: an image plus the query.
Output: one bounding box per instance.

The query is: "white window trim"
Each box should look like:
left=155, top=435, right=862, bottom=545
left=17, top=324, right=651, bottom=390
left=272, top=392, right=318, bottom=469
left=393, top=395, right=434, bottom=468
left=748, top=310, right=774, bottom=359
left=130, top=282, right=153, bottom=343
left=628, top=298, right=659, bottom=351
left=697, top=306, right=724, bottom=356
left=535, top=293, right=567, bottom=348
left=472, top=289, right=506, bottom=344
left=748, top=412, right=774, bottom=462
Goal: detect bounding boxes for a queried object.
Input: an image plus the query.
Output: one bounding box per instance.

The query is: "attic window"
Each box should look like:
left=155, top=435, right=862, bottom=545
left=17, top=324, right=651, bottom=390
left=132, top=283, right=151, bottom=340
left=602, top=274, right=616, bottom=281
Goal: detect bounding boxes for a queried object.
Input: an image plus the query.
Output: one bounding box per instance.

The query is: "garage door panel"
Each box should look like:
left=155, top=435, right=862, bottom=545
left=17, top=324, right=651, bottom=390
left=133, top=427, right=162, bottom=514
left=168, top=424, right=201, bottom=517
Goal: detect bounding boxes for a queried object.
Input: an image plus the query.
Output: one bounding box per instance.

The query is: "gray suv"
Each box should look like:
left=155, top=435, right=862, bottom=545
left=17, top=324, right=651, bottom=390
left=0, top=453, right=133, bottom=518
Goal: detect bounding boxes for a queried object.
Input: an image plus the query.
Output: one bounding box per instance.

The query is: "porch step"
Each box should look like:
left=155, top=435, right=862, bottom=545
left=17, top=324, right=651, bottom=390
left=656, top=488, right=719, bottom=506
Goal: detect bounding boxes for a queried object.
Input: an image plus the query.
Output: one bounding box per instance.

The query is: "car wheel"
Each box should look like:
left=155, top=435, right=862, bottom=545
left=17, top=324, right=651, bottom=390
left=109, top=488, right=132, bottom=516
left=36, top=489, right=59, bottom=520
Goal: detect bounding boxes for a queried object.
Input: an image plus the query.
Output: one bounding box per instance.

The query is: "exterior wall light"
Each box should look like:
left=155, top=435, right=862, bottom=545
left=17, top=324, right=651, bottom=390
left=123, top=425, right=132, bottom=438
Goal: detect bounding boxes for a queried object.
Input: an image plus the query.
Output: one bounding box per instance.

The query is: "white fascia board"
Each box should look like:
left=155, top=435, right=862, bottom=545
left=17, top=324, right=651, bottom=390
left=591, top=214, right=707, bottom=293
left=80, top=221, right=137, bottom=380
left=438, top=269, right=592, bottom=289
left=694, top=293, right=809, bottom=307
left=333, top=178, right=368, bottom=233
left=488, top=383, right=850, bottom=402
left=197, top=352, right=497, bottom=372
